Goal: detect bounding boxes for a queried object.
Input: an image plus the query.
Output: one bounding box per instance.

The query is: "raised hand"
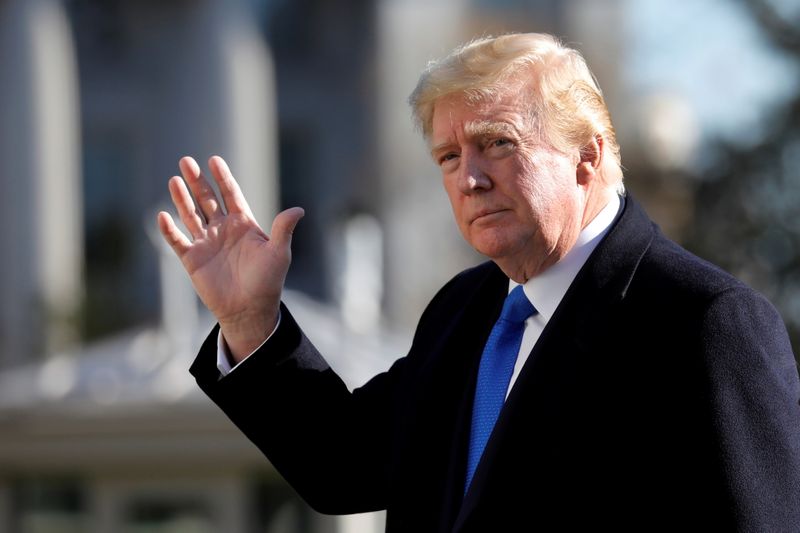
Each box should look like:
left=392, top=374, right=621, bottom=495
left=157, top=155, right=304, bottom=362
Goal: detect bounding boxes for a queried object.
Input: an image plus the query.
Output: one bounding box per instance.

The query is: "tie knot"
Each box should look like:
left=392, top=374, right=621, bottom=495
left=501, top=285, right=536, bottom=324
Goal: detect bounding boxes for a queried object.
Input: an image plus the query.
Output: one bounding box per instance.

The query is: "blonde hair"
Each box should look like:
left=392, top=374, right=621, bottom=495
left=409, top=33, right=621, bottom=168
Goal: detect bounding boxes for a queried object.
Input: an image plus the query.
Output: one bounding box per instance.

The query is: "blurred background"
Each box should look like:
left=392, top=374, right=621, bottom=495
left=0, top=0, right=797, bottom=531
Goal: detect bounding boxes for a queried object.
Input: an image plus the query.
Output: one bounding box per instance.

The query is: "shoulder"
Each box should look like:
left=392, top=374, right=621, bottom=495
left=629, top=229, right=794, bottom=355
left=640, top=232, right=746, bottom=294
left=611, top=195, right=757, bottom=302
left=424, top=261, right=503, bottom=311
left=634, top=229, right=753, bottom=306
left=610, top=203, right=790, bottom=337
left=612, top=210, right=798, bottom=390
left=409, top=261, right=504, bottom=342
left=438, top=260, right=502, bottom=294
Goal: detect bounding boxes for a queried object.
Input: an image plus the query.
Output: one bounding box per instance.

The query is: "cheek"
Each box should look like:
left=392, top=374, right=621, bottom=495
left=513, top=157, right=579, bottom=228
left=442, top=176, right=458, bottom=205
left=442, top=178, right=469, bottom=225
left=513, top=159, right=551, bottom=210
left=523, top=151, right=576, bottom=191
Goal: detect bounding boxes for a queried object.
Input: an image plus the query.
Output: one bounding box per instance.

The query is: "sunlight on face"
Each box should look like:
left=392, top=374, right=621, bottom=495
left=430, top=90, right=586, bottom=281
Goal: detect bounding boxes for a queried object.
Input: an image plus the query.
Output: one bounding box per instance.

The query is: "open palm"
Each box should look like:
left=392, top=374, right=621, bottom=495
left=157, top=156, right=304, bottom=360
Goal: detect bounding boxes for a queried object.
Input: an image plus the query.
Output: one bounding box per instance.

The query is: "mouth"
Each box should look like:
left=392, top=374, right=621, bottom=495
left=470, top=208, right=509, bottom=225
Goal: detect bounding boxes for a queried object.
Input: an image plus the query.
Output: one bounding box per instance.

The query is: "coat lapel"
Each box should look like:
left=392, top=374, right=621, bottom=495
left=434, top=263, right=507, bottom=531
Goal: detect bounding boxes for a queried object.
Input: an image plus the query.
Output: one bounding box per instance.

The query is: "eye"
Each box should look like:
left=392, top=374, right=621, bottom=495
left=486, top=137, right=515, bottom=156
left=438, top=152, right=459, bottom=166
left=489, top=138, right=513, bottom=149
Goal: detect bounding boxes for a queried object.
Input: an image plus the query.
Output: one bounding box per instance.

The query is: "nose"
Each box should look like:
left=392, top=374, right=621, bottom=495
left=457, top=152, right=492, bottom=195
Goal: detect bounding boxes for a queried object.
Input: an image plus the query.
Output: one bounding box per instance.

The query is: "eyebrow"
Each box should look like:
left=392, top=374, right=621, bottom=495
left=430, top=141, right=454, bottom=159
left=430, top=120, right=520, bottom=159
left=464, top=120, right=519, bottom=139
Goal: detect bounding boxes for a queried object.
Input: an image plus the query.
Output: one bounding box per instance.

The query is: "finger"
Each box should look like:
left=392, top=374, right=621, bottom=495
left=168, top=175, right=206, bottom=238
left=208, top=155, right=254, bottom=218
left=179, top=156, right=223, bottom=222
left=270, top=207, right=305, bottom=250
left=157, top=211, right=191, bottom=255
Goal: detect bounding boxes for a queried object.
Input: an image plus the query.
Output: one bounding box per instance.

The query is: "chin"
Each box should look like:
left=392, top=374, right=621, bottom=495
left=467, top=227, right=519, bottom=259
left=472, top=239, right=515, bottom=262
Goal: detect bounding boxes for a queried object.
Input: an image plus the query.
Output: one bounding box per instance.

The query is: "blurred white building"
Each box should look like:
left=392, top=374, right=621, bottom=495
left=0, top=287, right=403, bottom=532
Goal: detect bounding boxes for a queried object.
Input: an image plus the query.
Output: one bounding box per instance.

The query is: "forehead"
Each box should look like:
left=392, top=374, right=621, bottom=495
left=430, top=89, right=532, bottom=143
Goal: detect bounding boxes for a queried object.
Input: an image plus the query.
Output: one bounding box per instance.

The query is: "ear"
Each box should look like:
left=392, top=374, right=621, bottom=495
left=576, top=134, right=604, bottom=186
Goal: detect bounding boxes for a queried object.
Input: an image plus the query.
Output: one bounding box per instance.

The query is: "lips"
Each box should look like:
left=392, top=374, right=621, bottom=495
left=470, top=208, right=509, bottom=224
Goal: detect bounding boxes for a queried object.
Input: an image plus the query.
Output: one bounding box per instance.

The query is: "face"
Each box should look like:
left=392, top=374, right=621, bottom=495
left=430, top=90, right=587, bottom=282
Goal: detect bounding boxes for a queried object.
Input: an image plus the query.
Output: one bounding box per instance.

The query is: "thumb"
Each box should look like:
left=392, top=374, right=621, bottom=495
left=271, top=207, right=305, bottom=250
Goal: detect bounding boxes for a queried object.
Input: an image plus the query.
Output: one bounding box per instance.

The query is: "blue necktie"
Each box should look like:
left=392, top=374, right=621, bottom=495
left=465, top=284, right=536, bottom=492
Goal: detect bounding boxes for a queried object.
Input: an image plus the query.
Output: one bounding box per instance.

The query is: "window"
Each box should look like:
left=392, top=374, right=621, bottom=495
left=10, top=477, right=88, bottom=533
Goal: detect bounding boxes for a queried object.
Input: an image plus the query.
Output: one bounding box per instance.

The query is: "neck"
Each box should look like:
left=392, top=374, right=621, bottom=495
left=496, top=185, right=618, bottom=283
left=581, top=186, right=616, bottom=229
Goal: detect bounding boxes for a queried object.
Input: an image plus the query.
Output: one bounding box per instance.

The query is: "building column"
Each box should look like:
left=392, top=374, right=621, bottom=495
left=0, top=0, right=83, bottom=366
left=337, top=510, right=386, bottom=533
left=0, top=481, right=10, bottom=532
left=87, top=478, right=120, bottom=533
left=156, top=0, right=278, bottom=227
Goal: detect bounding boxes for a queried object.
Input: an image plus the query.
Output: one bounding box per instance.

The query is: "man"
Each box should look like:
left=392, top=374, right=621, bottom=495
left=158, top=33, right=800, bottom=531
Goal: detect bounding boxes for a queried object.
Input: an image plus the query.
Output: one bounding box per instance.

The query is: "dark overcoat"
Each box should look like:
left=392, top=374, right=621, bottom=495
left=191, top=197, right=800, bottom=532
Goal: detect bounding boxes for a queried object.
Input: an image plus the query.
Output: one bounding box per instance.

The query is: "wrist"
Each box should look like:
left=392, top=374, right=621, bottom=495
left=219, top=310, right=278, bottom=363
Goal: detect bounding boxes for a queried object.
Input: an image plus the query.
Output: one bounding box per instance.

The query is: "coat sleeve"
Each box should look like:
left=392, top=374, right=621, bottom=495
left=189, top=302, right=407, bottom=515
left=702, top=286, right=800, bottom=532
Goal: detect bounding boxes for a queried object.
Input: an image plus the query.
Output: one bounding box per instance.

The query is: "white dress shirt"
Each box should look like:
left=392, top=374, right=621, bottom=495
left=217, top=195, right=621, bottom=383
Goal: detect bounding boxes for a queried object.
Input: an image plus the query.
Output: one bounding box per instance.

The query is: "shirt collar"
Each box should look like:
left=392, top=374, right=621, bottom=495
left=509, top=194, right=621, bottom=322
